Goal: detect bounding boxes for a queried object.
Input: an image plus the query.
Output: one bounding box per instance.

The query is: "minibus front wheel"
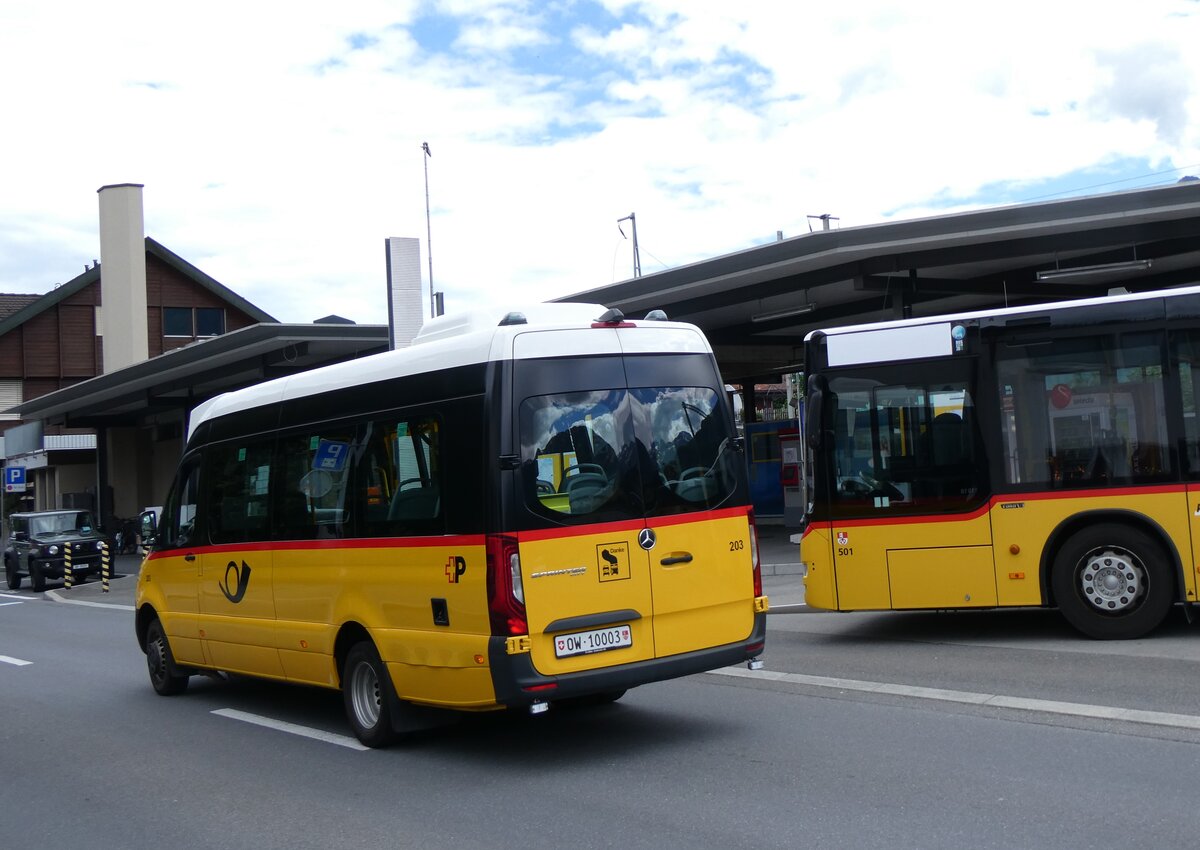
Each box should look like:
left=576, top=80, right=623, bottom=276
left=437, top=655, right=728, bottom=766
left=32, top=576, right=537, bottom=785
left=342, top=641, right=400, bottom=748
left=145, top=619, right=190, bottom=696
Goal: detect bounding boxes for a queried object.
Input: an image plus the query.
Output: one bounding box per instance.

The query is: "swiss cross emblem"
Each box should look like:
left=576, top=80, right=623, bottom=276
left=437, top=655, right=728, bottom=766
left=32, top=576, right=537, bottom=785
left=836, top=531, right=849, bottom=546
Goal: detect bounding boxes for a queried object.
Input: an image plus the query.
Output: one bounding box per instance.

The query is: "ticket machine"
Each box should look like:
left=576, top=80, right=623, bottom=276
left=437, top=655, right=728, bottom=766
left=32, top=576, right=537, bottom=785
left=779, top=427, right=806, bottom=527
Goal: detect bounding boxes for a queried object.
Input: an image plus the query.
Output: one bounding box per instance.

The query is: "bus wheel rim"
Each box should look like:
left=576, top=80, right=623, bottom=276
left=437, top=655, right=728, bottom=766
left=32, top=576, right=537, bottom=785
left=350, top=661, right=382, bottom=728
left=148, top=636, right=166, bottom=685
left=1079, top=548, right=1143, bottom=613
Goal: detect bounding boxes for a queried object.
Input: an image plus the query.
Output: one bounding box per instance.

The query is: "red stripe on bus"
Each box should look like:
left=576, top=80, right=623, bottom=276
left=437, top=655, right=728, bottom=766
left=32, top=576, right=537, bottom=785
left=801, top=483, right=1191, bottom=534
left=989, top=483, right=1186, bottom=503
left=515, top=505, right=752, bottom=543
left=140, top=507, right=753, bottom=560
left=142, top=533, right=487, bottom=562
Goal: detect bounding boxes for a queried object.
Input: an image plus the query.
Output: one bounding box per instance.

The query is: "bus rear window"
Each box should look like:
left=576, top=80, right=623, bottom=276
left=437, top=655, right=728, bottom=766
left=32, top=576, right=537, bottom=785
left=519, top=386, right=738, bottom=523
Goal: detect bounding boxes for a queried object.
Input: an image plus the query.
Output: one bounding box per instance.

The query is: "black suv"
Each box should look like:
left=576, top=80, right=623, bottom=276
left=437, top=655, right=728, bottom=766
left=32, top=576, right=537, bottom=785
left=4, top=510, right=110, bottom=592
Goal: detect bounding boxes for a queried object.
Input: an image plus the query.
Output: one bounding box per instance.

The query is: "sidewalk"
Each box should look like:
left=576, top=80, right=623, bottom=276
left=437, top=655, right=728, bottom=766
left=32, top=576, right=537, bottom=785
left=49, top=532, right=808, bottom=610
left=754, top=523, right=806, bottom=610
left=44, top=552, right=143, bottom=609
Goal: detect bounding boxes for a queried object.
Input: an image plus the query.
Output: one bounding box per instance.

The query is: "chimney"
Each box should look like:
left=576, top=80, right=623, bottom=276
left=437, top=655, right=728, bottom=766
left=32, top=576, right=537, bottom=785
left=385, top=236, right=424, bottom=349
left=97, top=183, right=150, bottom=372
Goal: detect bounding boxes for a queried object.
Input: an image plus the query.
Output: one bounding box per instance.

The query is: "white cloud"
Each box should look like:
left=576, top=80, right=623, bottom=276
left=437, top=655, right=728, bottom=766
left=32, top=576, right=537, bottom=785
left=1, top=0, right=1199, bottom=325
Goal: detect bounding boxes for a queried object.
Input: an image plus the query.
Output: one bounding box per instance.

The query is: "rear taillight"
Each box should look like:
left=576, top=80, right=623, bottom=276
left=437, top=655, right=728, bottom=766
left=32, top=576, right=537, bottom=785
left=748, top=510, right=763, bottom=598
left=486, top=534, right=527, bottom=636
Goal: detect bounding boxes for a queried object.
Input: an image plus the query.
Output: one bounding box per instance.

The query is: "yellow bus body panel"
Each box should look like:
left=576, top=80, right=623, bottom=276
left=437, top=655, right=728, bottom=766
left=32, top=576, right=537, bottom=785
left=197, top=548, right=282, bottom=677
left=887, top=546, right=996, bottom=608
left=990, top=489, right=1194, bottom=606
left=800, top=525, right=837, bottom=610
left=803, top=488, right=1195, bottom=613
left=649, top=514, right=756, bottom=658
left=519, top=529, right=657, bottom=676
left=830, top=511, right=993, bottom=611
left=137, top=551, right=204, bottom=666
left=139, top=540, right=501, bottom=708
left=1185, top=485, right=1200, bottom=604
left=518, top=511, right=756, bottom=676
left=319, top=540, right=495, bottom=707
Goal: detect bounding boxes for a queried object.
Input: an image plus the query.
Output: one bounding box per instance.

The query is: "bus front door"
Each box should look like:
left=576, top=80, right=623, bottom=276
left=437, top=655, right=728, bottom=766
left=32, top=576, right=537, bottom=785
left=198, top=548, right=283, bottom=677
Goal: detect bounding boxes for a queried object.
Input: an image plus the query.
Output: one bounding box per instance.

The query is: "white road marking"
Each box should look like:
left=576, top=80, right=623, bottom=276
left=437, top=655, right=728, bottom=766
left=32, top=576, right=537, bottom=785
left=212, top=708, right=369, bottom=751
left=45, top=589, right=133, bottom=611
left=0, top=655, right=33, bottom=666
left=0, top=600, right=24, bottom=607
left=713, top=667, right=1200, bottom=732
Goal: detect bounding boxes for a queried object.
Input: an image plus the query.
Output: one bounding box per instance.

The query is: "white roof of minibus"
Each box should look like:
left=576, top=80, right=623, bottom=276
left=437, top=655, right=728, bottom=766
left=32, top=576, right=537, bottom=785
left=186, top=303, right=712, bottom=440
left=804, top=282, right=1200, bottom=341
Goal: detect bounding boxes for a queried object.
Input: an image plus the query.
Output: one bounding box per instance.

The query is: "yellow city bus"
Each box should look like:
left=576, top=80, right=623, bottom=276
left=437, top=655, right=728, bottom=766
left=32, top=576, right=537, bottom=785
left=801, top=284, right=1200, bottom=640
left=136, top=304, right=767, bottom=746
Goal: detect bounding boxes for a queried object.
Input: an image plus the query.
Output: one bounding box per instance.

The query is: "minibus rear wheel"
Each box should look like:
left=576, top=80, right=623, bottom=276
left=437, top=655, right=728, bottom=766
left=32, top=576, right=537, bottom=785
left=342, top=641, right=400, bottom=748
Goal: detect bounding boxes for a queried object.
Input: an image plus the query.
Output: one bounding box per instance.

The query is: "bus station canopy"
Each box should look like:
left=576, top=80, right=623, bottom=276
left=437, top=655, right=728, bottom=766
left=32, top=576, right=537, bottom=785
left=561, top=180, right=1200, bottom=381
left=14, top=322, right=389, bottom=429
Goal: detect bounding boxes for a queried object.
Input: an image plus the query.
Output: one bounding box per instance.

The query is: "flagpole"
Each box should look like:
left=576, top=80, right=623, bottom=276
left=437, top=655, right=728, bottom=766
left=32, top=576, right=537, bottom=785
left=422, top=141, right=435, bottom=318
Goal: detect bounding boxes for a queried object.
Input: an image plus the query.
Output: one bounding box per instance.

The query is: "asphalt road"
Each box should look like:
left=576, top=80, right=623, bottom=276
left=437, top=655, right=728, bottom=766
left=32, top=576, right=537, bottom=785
left=4, top=575, right=1200, bottom=849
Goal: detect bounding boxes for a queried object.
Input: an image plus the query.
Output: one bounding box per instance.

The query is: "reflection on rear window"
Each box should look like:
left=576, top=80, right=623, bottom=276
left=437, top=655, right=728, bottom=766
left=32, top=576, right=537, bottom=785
left=521, top=387, right=737, bottom=522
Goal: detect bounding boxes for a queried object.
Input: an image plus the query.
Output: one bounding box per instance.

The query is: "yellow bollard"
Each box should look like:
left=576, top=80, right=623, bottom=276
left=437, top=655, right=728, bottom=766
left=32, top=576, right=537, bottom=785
left=101, top=541, right=110, bottom=593
left=64, top=544, right=73, bottom=590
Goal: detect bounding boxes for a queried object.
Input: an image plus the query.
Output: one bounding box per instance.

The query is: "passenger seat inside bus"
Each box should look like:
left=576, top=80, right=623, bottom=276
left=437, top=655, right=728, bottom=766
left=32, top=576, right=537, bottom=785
left=925, top=412, right=974, bottom=499
left=277, top=490, right=316, bottom=540
left=388, top=482, right=440, bottom=523
left=565, top=473, right=609, bottom=513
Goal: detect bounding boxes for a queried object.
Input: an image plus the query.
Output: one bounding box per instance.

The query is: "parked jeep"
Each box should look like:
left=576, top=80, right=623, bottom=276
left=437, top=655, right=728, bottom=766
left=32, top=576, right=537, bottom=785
left=4, top=510, right=110, bottom=592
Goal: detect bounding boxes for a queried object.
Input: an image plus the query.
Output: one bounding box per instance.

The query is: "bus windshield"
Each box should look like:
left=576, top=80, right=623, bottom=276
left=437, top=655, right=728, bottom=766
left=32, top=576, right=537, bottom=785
left=816, top=367, right=985, bottom=517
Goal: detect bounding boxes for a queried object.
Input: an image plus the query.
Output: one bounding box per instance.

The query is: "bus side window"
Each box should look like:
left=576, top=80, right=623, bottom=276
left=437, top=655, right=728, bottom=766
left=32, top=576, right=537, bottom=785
left=1001, top=331, right=1169, bottom=486
left=160, top=459, right=201, bottom=550
left=358, top=416, right=443, bottom=537
left=204, top=440, right=273, bottom=545
left=272, top=428, right=356, bottom=541
left=1173, top=330, right=1200, bottom=478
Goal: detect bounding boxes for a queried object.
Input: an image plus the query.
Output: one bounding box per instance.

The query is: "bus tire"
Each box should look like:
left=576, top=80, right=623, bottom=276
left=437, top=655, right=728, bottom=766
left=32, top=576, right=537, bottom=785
left=342, top=641, right=400, bottom=748
left=145, top=619, right=190, bottom=695
left=1052, top=525, right=1174, bottom=640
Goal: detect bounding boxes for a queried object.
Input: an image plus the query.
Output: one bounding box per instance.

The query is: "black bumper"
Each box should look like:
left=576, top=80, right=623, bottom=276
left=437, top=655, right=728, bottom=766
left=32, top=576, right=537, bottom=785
left=33, top=559, right=103, bottom=579
left=488, top=611, right=768, bottom=706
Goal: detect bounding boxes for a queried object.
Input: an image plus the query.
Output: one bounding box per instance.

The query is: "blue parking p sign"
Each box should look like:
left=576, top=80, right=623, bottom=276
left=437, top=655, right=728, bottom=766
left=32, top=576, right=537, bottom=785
left=5, top=466, right=26, bottom=493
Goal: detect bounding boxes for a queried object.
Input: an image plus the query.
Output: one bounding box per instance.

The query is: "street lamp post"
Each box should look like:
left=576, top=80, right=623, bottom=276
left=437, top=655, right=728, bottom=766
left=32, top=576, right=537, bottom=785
left=617, top=212, right=641, bottom=278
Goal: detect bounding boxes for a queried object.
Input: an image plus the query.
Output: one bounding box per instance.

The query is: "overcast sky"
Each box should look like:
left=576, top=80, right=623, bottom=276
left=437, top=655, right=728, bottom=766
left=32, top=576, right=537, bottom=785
left=2, top=0, right=1199, bottom=325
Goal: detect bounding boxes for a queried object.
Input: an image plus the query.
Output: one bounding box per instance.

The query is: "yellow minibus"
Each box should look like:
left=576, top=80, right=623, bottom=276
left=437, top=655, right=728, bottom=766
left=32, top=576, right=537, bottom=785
left=136, top=304, right=767, bottom=746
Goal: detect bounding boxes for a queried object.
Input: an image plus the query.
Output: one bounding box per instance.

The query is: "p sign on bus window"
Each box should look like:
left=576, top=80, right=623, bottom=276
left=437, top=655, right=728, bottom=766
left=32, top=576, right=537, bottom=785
left=4, top=466, right=25, bottom=493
